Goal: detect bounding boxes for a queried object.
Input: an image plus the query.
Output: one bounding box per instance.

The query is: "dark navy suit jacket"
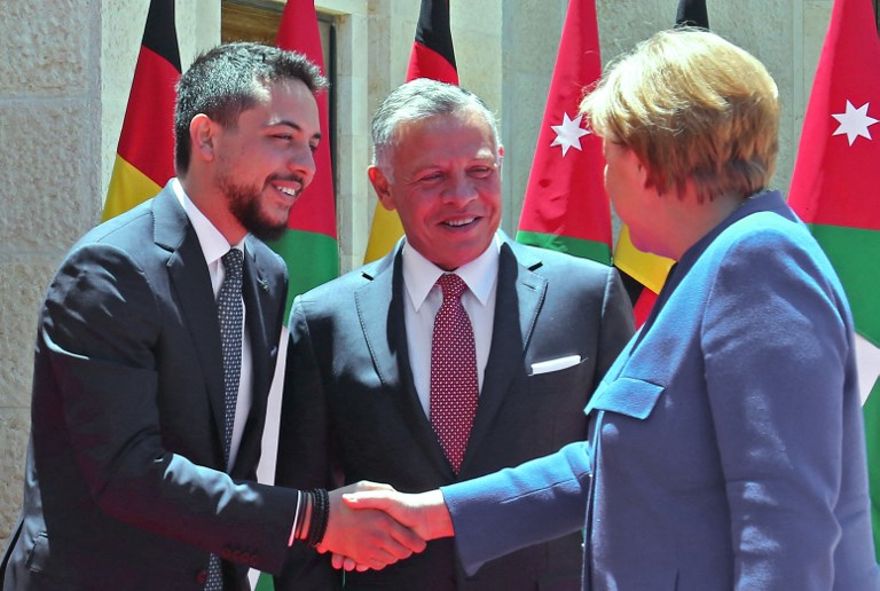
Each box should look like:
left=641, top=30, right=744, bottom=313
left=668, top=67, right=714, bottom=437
left=275, top=235, right=633, bottom=590
left=2, top=183, right=297, bottom=590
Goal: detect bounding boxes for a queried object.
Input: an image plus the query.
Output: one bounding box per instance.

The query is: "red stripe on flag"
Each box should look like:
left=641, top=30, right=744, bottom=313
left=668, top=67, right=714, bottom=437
left=406, top=42, right=458, bottom=84
left=116, top=45, right=179, bottom=187
left=632, top=288, right=658, bottom=329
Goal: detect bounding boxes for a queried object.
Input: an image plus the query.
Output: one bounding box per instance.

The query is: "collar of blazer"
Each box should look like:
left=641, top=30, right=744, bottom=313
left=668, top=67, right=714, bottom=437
left=149, top=182, right=278, bottom=472
left=354, top=231, right=549, bottom=476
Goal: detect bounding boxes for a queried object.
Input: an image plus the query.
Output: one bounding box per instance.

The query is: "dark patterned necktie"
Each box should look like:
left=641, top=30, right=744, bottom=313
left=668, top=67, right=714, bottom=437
left=430, top=273, right=479, bottom=474
left=205, top=248, right=244, bottom=591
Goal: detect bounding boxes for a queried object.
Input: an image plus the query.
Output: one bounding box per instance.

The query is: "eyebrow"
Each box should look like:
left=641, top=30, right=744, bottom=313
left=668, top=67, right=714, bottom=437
left=269, top=119, right=322, bottom=142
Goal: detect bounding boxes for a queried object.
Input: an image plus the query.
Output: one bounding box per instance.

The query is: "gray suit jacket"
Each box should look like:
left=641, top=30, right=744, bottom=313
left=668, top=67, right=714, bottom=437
left=1, top=183, right=297, bottom=590
left=275, top=236, right=633, bottom=591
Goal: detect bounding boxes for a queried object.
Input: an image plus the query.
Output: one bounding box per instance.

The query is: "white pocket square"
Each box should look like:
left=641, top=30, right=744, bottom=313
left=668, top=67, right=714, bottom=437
left=530, top=355, right=582, bottom=375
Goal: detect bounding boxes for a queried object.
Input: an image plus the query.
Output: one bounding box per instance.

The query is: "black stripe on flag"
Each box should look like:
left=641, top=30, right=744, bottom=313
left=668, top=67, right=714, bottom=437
left=415, top=0, right=457, bottom=69
left=675, top=0, right=710, bottom=29
left=142, top=0, right=181, bottom=71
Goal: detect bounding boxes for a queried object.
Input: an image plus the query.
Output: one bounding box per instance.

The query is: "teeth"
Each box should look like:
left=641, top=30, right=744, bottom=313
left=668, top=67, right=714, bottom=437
left=278, top=186, right=299, bottom=197
left=445, top=217, right=475, bottom=227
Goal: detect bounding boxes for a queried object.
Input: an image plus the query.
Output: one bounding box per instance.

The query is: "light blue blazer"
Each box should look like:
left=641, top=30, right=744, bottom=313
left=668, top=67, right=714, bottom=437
left=443, top=191, right=880, bottom=590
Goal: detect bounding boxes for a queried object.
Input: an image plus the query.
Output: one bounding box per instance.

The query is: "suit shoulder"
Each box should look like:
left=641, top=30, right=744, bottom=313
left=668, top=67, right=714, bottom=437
left=74, top=199, right=155, bottom=251
left=299, top=258, right=385, bottom=300
left=518, top=244, right=616, bottom=283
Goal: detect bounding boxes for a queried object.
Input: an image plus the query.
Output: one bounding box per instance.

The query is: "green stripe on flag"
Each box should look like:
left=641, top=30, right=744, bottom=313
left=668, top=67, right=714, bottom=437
left=516, top=230, right=611, bottom=265
left=255, top=572, right=274, bottom=591
left=267, top=229, right=339, bottom=320
left=810, top=223, right=880, bottom=344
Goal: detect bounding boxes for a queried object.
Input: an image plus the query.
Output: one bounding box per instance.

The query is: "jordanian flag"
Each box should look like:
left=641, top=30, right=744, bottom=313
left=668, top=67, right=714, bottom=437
left=363, top=0, right=458, bottom=263
left=788, top=0, right=880, bottom=558
left=273, top=0, right=339, bottom=315
left=516, top=0, right=611, bottom=267
left=102, top=0, right=180, bottom=220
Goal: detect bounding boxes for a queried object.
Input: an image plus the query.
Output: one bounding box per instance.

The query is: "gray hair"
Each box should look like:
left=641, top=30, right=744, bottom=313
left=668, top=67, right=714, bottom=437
left=370, top=78, right=501, bottom=175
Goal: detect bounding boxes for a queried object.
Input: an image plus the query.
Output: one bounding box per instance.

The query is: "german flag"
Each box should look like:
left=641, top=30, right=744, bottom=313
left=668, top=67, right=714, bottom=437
left=363, top=0, right=458, bottom=263
left=102, top=0, right=180, bottom=220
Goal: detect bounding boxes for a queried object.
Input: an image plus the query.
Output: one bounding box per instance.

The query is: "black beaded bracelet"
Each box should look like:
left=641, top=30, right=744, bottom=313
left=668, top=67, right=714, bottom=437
left=307, top=488, right=330, bottom=547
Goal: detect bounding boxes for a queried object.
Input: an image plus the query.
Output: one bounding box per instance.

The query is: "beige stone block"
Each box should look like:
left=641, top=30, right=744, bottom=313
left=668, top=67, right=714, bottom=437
left=500, top=69, right=551, bottom=224
left=598, top=0, right=669, bottom=62
left=335, top=75, right=369, bottom=135
left=503, top=0, right=565, bottom=76
left=337, top=12, right=368, bottom=77
left=453, top=0, right=501, bottom=35
left=0, top=100, right=101, bottom=250
left=0, top=408, right=30, bottom=553
left=0, top=0, right=92, bottom=95
left=0, top=258, right=58, bottom=409
left=803, top=1, right=833, bottom=96
left=455, top=30, right=502, bottom=115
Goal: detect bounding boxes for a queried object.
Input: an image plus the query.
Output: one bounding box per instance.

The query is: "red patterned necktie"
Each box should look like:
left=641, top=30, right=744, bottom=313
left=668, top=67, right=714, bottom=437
left=430, top=273, right=479, bottom=474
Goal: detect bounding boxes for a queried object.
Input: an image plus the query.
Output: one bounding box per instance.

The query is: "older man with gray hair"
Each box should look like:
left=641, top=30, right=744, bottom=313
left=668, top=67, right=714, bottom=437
left=274, top=78, right=633, bottom=591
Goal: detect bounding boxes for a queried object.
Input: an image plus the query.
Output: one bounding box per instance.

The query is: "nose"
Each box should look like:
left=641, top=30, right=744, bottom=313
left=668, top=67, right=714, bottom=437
left=289, top=144, right=317, bottom=187
left=442, top=172, right=478, bottom=205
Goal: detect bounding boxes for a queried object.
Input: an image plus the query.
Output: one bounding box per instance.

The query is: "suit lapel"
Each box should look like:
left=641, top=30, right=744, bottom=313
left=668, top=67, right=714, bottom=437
left=465, top=240, right=546, bottom=466
left=153, top=185, right=226, bottom=467
left=355, top=248, right=453, bottom=477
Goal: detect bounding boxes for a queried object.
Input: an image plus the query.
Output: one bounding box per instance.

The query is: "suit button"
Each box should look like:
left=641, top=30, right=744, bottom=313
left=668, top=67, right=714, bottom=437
left=195, top=569, right=208, bottom=585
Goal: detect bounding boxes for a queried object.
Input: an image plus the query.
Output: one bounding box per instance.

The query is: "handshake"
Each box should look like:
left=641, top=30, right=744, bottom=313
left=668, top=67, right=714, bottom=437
left=317, top=482, right=453, bottom=572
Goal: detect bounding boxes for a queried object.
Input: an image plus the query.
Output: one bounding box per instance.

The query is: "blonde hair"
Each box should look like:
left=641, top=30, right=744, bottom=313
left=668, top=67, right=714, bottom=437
left=581, top=28, right=779, bottom=201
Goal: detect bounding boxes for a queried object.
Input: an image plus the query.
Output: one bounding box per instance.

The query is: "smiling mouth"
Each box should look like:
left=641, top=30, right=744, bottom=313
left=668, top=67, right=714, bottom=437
left=272, top=180, right=303, bottom=202
left=277, top=186, right=300, bottom=198
left=442, top=217, right=478, bottom=228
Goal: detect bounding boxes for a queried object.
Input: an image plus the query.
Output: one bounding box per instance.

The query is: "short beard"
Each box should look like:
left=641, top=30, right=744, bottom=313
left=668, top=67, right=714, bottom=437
left=221, top=179, right=288, bottom=242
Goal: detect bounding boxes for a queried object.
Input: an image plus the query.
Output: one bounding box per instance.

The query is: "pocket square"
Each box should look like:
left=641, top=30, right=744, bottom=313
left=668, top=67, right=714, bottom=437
left=530, top=355, right=582, bottom=375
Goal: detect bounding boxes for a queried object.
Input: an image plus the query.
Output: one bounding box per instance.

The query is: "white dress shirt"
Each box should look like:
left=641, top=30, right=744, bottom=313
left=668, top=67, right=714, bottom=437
left=172, top=178, right=252, bottom=471
left=401, top=235, right=500, bottom=417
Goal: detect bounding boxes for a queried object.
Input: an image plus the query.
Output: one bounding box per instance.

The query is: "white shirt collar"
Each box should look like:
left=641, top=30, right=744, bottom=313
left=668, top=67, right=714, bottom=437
left=402, top=234, right=501, bottom=311
left=171, top=178, right=245, bottom=263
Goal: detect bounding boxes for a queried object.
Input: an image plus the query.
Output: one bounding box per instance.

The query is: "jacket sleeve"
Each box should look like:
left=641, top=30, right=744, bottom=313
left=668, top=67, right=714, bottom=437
left=274, top=296, right=343, bottom=589
left=43, top=243, right=297, bottom=574
left=442, top=441, right=592, bottom=576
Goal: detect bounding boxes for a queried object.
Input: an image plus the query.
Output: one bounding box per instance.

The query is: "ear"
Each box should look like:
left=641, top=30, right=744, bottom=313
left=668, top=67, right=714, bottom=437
left=631, top=150, right=651, bottom=190
left=368, top=165, right=396, bottom=211
left=189, top=114, right=218, bottom=164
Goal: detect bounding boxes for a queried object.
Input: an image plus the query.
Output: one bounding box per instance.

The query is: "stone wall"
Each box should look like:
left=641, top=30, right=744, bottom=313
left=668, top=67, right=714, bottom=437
left=0, top=0, right=103, bottom=553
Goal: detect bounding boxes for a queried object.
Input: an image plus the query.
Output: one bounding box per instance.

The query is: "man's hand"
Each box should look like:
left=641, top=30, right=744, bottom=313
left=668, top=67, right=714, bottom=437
left=325, top=488, right=454, bottom=572
left=316, top=481, right=427, bottom=571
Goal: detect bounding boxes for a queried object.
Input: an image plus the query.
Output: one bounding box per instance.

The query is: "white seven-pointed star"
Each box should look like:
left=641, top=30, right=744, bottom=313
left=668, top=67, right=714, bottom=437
left=550, top=112, right=590, bottom=156
left=832, top=100, right=879, bottom=146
